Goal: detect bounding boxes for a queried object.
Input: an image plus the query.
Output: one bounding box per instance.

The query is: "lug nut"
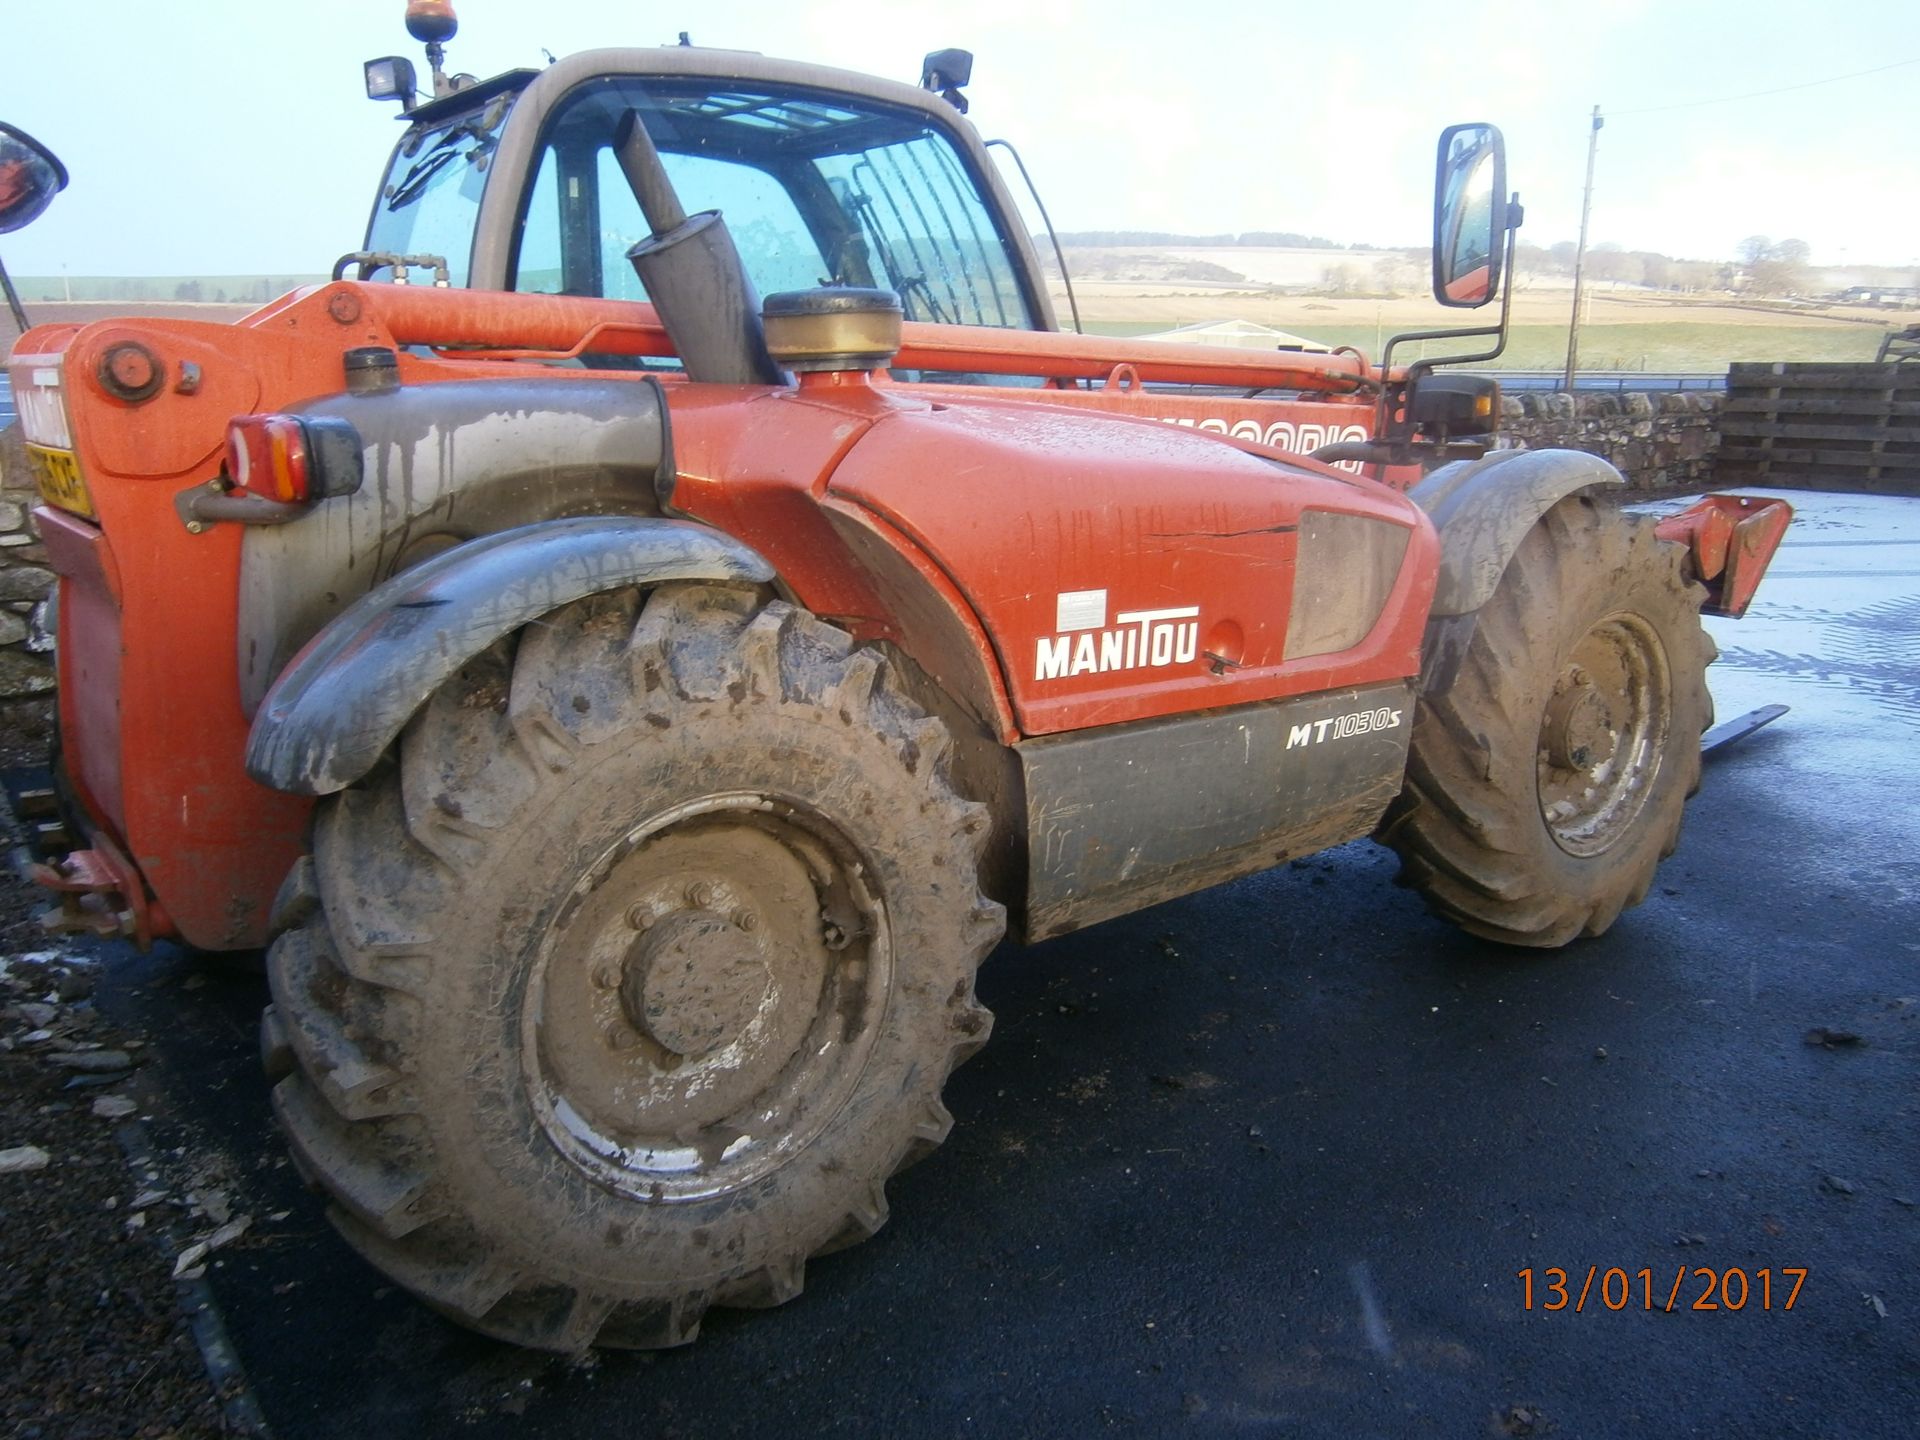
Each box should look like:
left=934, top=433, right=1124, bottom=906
left=605, top=1025, right=636, bottom=1051
left=733, top=909, right=759, bottom=933
left=626, top=904, right=654, bottom=930
left=686, top=881, right=716, bottom=908
left=593, top=965, right=618, bottom=990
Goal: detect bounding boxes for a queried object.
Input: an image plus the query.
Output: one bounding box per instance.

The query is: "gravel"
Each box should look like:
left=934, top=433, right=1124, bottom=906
left=0, top=1144, right=51, bottom=1173
left=0, top=702, right=227, bottom=1437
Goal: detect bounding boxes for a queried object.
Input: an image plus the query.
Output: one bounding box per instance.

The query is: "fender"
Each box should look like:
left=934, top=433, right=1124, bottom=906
left=1408, top=447, right=1624, bottom=691
left=239, top=375, right=676, bottom=713
left=245, top=516, right=775, bottom=796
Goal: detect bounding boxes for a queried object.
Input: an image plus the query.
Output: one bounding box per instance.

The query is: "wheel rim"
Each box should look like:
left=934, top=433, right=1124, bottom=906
left=522, top=792, right=890, bottom=1203
left=1536, top=613, right=1672, bottom=857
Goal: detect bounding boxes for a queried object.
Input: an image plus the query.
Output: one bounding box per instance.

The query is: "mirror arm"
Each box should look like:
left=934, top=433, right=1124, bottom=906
left=0, top=255, right=29, bottom=335
left=1388, top=203, right=1521, bottom=375
left=1366, top=201, right=1522, bottom=471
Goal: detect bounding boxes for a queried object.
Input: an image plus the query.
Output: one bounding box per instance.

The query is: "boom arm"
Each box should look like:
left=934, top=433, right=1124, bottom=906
left=286, top=281, right=1387, bottom=395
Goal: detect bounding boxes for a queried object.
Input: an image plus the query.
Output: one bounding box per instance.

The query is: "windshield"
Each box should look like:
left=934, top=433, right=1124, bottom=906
left=512, top=78, right=1036, bottom=330
left=366, top=93, right=515, bottom=285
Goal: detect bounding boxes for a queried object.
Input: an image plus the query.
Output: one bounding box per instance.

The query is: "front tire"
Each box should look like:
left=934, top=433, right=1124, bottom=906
left=261, top=584, right=1001, bottom=1351
left=1380, top=495, right=1715, bottom=946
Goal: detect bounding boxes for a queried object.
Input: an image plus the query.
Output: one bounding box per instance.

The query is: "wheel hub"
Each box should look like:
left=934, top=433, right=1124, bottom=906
left=523, top=796, right=890, bottom=1204
left=1536, top=615, right=1672, bottom=857
left=620, top=909, right=771, bottom=1058
left=1541, top=672, right=1618, bottom=771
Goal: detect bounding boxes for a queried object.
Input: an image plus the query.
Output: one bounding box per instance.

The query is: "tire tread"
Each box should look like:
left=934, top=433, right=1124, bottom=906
left=265, top=583, right=1002, bottom=1351
left=1381, top=499, right=1713, bottom=946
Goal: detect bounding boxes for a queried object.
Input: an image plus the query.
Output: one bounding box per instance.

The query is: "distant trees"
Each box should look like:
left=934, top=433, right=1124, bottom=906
left=1374, top=252, right=1423, bottom=294
left=1672, top=260, right=1722, bottom=291
left=1235, top=231, right=1341, bottom=249
left=1049, top=226, right=1829, bottom=300
left=1737, top=236, right=1812, bottom=296
left=1054, top=230, right=1341, bottom=249
left=1507, top=234, right=1815, bottom=297
left=1586, top=242, right=1640, bottom=285
left=1519, top=240, right=1688, bottom=290
left=1317, top=263, right=1367, bottom=295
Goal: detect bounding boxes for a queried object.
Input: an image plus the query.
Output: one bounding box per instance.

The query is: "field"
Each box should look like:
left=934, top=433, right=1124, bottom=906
left=1052, top=259, right=1912, bottom=372
left=1082, top=319, right=1890, bottom=370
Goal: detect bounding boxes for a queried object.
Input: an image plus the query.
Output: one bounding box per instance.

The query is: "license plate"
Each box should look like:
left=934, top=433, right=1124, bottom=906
left=27, top=444, right=95, bottom=520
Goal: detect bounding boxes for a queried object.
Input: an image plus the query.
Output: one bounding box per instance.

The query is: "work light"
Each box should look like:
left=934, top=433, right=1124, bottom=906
left=364, top=56, right=418, bottom=109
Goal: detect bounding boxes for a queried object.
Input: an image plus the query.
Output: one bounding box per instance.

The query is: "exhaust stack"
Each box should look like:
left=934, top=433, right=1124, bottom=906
left=614, top=110, right=785, bottom=387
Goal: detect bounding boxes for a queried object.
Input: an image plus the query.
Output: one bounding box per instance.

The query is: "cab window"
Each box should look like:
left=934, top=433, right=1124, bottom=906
left=367, top=95, right=515, bottom=286
left=510, top=77, right=1036, bottom=333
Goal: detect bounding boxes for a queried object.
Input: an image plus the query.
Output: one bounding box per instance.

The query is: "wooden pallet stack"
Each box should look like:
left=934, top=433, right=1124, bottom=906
left=1717, top=362, right=1920, bottom=492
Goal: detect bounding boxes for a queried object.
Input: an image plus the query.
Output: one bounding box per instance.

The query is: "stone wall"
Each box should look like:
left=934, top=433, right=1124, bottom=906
left=1497, top=389, right=1722, bottom=492
left=0, top=424, right=57, bottom=703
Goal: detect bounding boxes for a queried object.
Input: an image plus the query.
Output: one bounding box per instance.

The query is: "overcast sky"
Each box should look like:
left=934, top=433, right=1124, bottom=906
left=4, top=0, right=1915, bottom=275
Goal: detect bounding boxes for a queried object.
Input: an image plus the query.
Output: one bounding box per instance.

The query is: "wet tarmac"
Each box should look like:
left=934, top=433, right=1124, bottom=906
left=98, top=489, right=1917, bottom=1438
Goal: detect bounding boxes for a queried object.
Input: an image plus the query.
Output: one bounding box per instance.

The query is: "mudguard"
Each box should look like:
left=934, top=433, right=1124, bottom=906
left=245, top=516, right=775, bottom=796
left=1412, top=447, right=1626, bottom=615
left=1408, top=448, right=1624, bottom=692
left=238, top=375, right=676, bottom=713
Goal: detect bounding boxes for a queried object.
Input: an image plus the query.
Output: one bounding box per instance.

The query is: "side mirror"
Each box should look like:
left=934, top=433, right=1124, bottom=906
left=1432, top=122, right=1505, bottom=309
left=0, top=123, right=68, bottom=235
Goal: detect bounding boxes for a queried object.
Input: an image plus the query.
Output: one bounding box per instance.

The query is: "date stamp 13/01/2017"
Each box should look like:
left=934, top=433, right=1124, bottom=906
left=1518, top=1267, right=1808, bottom=1314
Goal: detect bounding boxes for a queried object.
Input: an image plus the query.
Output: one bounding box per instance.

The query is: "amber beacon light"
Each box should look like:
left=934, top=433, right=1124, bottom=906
left=404, top=0, right=458, bottom=43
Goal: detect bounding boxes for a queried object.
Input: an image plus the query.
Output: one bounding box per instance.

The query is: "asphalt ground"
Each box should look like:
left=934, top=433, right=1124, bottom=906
left=84, top=489, right=1920, bottom=1438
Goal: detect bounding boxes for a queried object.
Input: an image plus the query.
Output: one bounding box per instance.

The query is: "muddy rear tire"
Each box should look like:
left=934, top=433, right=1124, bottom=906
left=261, top=584, right=1001, bottom=1351
left=1380, top=495, right=1714, bottom=947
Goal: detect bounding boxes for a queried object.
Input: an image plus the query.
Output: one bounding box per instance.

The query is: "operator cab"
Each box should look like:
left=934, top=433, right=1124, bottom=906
left=360, top=51, right=1050, bottom=346
left=353, top=8, right=1522, bottom=450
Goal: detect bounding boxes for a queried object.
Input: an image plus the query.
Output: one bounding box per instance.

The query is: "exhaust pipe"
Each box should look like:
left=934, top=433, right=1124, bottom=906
left=613, top=110, right=785, bottom=386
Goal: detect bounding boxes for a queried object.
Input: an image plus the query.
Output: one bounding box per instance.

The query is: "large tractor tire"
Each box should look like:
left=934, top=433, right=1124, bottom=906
left=259, top=584, right=1002, bottom=1351
left=1380, top=495, right=1715, bottom=947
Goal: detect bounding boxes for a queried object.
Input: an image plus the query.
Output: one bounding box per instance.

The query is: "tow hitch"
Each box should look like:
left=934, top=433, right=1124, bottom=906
left=1655, top=494, right=1793, bottom=619
left=1653, top=495, right=1795, bottom=757
left=29, top=848, right=140, bottom=941
left=2, top=766, right=149, bottom=945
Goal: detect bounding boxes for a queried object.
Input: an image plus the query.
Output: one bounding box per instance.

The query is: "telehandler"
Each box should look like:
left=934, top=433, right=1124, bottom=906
left=3, top=3, right=1789, bottom=1350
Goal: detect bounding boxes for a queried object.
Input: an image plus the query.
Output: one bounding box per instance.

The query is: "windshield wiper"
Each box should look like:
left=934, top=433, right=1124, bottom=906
left=386, top=122, right=493, bottom=211
left=842, top=179, right=953, bottom=325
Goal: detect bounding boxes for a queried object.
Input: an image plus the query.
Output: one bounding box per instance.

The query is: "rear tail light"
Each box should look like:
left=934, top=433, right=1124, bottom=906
left=180, top=414, right=362, bottom=531
left=226, top=416, right=313, bottom=504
